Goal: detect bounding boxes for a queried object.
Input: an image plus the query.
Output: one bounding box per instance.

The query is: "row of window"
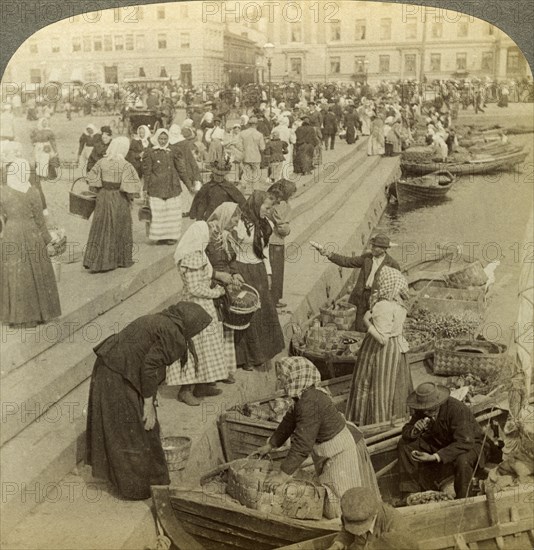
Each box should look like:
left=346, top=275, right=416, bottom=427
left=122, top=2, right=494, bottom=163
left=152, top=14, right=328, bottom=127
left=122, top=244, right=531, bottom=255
left=70, top=4, right=189, bottom=23
left=288, top=19, right=494, bottom=43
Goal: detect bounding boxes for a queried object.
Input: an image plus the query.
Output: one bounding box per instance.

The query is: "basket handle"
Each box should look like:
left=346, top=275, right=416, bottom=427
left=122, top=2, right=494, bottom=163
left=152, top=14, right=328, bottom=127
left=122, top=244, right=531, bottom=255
left=70, top=176, right=90, bottom=193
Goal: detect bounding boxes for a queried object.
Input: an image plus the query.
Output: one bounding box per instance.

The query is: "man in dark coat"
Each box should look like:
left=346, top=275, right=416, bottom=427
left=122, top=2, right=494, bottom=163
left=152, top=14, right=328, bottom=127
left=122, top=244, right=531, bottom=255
left=189, top=160, right=245, bottom=220
left=86, top=126, right=112, bottom=173
left=316, top=233, right=401, bottom=332
left=398, top=382, right=487, bottom=500
left=322, top=106, right=338, bottom=150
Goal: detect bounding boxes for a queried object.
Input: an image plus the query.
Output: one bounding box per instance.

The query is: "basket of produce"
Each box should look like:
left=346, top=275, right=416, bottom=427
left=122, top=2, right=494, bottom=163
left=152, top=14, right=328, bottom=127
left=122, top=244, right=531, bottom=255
left=401, top=146, right=433, bottom=164
left=320, top=300, right=357, bottom=331
left=405, top=307, right=483, bottom=340
left=161, top=436, right=192, bottom=472
left=444, top=261, right=488, bottom=289
left=221, top=283, right=260, bottom=330
left=226, top=458, right=326, bottom=520
left=406, top=491, right=453, bottom=505
left=69, top=177, right=97, bottom=219
left=433, top=338, right=507, bottom=378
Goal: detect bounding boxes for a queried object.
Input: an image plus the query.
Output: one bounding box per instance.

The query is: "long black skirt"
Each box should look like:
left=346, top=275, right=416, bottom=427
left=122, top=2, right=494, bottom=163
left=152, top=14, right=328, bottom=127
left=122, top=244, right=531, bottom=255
left=234, top=261, right=285, bottom=367
left=269, top=244, right=285, bottom=304
left=85, top=358, right=169, bottom=500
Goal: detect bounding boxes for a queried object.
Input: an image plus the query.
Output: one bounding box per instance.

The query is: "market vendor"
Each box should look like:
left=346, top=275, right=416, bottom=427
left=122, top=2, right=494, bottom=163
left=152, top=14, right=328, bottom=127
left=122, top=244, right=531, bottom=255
left=327, top=487, right=419, bottom=550
left=256, top=357, right=380, bottom=519
left=312, top=234, right=401, bottom=332
left=398, top=382, right=488, bottom=500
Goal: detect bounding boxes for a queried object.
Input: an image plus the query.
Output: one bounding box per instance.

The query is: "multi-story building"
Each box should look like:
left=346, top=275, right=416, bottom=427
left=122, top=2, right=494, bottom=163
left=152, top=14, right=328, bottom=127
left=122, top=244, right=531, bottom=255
left=264, top=1, right=531, bottom=84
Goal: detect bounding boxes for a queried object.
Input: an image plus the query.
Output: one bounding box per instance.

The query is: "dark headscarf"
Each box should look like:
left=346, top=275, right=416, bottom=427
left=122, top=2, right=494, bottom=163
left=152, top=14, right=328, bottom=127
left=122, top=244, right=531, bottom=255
left=267, top=179, right=297, bottom=202
left=241, top=190, right=272, bottom=260
left=159, top=302, right=212, bottom=370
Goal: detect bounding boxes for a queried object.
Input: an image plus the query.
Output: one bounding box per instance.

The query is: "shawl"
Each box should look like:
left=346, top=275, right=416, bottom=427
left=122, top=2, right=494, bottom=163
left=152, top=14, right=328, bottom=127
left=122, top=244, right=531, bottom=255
left=207, top=201, right=240, bottom=258
left=173, top=221, right=210, bottom=266
left=241, top=190, right=272, bottom=259
left=370, top=266, right=409, bottom=309
left=168, top=124, right=184, bottom=145
left=277, top=357, right=330, bottom=398
left=150, top=128, right=170, bottom=151
left=135, top=125, right=151, bottom=148
left=105, top=136, right=130, bottom=160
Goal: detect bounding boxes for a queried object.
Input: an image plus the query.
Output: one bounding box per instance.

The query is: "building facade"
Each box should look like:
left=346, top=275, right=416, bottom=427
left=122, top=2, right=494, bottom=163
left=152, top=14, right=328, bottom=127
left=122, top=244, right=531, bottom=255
left=264, top=1, right=531, bottom=84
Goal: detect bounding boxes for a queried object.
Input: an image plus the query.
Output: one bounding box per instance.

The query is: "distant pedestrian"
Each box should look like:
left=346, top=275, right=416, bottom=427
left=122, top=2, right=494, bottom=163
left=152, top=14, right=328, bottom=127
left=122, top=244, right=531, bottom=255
left=322, top=106, right=338, bottom=150
left=238, top=116, right=265, bottom=192
left=77, top=124, right=98, bottom=176
left=264, top=130, right=288, bottom=182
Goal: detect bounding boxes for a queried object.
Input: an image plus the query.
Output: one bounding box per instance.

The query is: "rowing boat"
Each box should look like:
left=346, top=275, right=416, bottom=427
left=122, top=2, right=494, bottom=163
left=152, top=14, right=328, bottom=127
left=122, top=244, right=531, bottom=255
left=401, top=149, right=529, bottom=176
left=394, top=170, right=455, bottom=202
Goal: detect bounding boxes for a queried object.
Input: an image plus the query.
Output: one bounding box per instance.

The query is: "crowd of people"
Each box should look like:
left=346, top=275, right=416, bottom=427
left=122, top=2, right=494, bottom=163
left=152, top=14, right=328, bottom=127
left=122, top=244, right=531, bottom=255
left=0, top=75, right=512, bottom=533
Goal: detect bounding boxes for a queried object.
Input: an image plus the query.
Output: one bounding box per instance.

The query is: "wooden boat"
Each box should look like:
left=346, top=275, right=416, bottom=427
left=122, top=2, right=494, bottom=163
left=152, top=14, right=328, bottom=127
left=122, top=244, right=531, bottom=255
left=394, top=170, right=455, bottom=202
left=401, top=149, right=529, bottom=176
left=277, top=486, right=534, bottom=549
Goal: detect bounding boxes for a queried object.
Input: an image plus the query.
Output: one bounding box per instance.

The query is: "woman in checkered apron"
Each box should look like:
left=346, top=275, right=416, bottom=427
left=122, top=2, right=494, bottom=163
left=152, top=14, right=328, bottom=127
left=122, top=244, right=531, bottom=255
left=166, top=221, right=230, bottom=406
left=346, top=267, right=414, bottom=426
left=255, top=357, right=380, bottom=519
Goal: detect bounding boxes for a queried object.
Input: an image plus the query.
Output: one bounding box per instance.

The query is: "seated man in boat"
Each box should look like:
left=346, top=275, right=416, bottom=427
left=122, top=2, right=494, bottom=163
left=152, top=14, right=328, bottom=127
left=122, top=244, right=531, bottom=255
left=397, top=382, right=487, bottom=500
left=327, top=487, right=419, bottom=550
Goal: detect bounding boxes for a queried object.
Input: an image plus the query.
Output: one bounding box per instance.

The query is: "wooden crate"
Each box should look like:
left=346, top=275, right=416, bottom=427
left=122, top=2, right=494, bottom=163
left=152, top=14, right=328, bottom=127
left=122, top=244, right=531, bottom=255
left=414, top=286, right=486, bottom=316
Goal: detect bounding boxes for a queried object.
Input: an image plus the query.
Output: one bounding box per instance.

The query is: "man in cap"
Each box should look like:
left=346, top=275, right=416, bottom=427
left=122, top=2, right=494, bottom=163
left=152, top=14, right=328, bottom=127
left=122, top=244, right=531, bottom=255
left=327, top=487, right=418, bottom=550
left=313, top=234, right=401, bottom=332
left=398, top=382, right=488, bottom=500
left=238, top=116, right=265, bottom=193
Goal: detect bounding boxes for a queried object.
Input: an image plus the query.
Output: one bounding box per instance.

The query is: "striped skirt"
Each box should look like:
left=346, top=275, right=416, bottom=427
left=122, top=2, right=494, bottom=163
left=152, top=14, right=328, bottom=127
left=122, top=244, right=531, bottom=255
left=148, top=195, right=182, bottom=241
left=312, top=426, right=380, bottom=519
left=345, top=334, right=413, bottom=426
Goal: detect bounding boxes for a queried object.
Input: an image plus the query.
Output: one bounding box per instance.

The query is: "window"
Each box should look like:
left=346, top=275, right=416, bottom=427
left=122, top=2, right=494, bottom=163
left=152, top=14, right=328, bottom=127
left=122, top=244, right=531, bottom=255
left=83, top=36, right=91, bottom=52
left=158, top=33, right=167, bottom=49
left=115, top=35, right=124, bottom=51
left=29, top=41, right=38, bottom=54
left=354, top=56, right=365, bottom=74
left=51, top=37, right=60, bottom=53
left=93, top=35, right=103, bottom=52
left=290, top=22, right=301, bottom=42
left=405, top=54, right=416, bottom=74
left=104, top=35, right=112, bottom=51
left=157, top=6, right=165, bottom=19
left=379, top=55, right=390, bottom=73
left=104, top=66, right=118, bottom=84
left=136, top=34, right=145, bottom=50
left=180, top=33, right=190, bottom=49
left=481, top=52, right=494, bottom=72
left=180, top=5, right=188, bottom=18
left=72, top=36, right=81, bottom=52
left=456, top=53, right=467, bottom=71
left=180, top=64, right=192, bottom=87
left=330, top=57, right=341, bottom=74
left=330, top=22, right=341, bottom=41
left=125, top=34, right=134, bottom=50
left=430, top=53, right=441, bottom=72
left=290, top=57, right=302, bottom=75
left=405, top=17, right=417, bottom=39
left=432, top=22, right=443, bottom=38
left=30, top=68, right=41, bottom=83
left=507, top=49, right=521, bottom=72
left=355, top=19, right=366, bottom=40
left=457, top=22, right=468, bottom=37
left=380, top=18, right=391, bottom=40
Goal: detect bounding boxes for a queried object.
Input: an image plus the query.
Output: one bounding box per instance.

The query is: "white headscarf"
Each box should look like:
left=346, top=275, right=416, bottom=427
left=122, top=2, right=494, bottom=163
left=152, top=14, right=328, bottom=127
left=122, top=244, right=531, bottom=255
left=207, top=202, right=240, bottom=258
left=1, top=142, right=31, bottom=192
left=169, top=124, right=184, bottom=145
left=174, top=221, right=210, bottom=266
left=135, top=125, right=151, bottom=148
left=84, top=123, right=97, bottom=136
left=150, top=128, right=170, bottom=151
left=106, top=136, right=130, bottom=160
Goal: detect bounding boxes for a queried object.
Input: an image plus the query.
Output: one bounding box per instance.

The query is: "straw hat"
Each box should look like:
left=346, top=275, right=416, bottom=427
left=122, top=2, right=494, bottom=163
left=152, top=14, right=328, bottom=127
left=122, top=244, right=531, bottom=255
left=407, top=382, right=450, bottom=410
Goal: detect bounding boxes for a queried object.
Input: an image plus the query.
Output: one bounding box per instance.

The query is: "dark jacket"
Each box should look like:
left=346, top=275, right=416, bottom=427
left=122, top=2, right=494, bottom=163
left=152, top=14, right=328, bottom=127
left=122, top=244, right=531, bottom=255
left=206, top=239, right=239, bottom=276
left=327, top=252, right=401, bottom=307
left=401, top=397, right=485, bottom=464
left=322, top=111, right=338, bottom=134
left=264, top=138, right=288, bottom=163
left=142, top=148, right=188, bottom=199
left=173, top=140, right=201, bottom=187
left=295, top=124, right=319, bottom=147
left=189, top=177, right=245, bottom=221
left=270, top=387, right=346, bottom=475
left=86, top=135, right=109, bottom=173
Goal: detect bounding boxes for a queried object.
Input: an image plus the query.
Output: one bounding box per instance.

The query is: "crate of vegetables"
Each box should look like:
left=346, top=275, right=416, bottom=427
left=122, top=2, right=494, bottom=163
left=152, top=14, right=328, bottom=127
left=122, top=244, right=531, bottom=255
left=221, top=284, right=261, bottom=330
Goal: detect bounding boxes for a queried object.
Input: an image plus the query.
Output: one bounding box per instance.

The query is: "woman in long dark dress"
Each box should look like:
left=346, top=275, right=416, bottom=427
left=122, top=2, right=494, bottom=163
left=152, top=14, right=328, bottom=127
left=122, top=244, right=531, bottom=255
left=293, top=117, right=318, bottom=175
left=83, top=137, right=141, bottom=273
left=0, top=145, right=61, bottom=326
left=343, top=105, right=359, bottom=145
left=233, top=191, right=285, bottom=370
left=86, top=302, right=212, bottom=500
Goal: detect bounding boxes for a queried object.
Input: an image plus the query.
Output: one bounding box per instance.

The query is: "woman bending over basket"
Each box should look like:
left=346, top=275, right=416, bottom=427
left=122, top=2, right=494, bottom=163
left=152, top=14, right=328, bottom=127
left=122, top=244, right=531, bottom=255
left=166, top=221, right=234, bottom=406
left=256, top=357, right=380, bottom=519
left=86, top=302, right=211, bottom=500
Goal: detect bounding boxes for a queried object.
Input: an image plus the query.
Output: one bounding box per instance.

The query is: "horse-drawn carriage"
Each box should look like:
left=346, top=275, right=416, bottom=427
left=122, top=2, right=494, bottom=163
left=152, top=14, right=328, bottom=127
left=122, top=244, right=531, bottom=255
left=122, top=108, right=164, bottom=136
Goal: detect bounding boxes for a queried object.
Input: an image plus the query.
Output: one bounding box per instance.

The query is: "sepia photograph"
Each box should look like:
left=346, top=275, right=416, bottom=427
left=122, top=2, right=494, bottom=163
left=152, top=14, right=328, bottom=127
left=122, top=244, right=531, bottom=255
left=0, top=1, right=533, bottom=548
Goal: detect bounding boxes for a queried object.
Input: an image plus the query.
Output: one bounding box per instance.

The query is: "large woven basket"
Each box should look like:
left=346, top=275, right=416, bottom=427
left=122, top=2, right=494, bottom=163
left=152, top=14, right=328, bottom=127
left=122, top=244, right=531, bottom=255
left=226, top=458, right=325, bottom=520
left=222, top=284, right=260, bottom=330
left=69, top=177, right=96, bottom=219
left=161, top=436, right=192, bottom=472
left=320, top=301, right=357, bottom=331
left=432, top=339, right=507, bottom=378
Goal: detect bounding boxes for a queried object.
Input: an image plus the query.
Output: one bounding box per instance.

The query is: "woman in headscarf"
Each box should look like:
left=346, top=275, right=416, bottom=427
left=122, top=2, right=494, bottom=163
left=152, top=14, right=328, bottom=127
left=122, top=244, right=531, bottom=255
left=77, top=123, right=98, bottom=176
left=125, top=125, right=151, bottom=178
left=272, top=116, right=296, bottom=176
left=256, top=357, right=380, bottom=519
left=166, top=221, right=230, bottom=406
left=86, top=302, right=212, bottom=500
left=83, top=136, right=141, bottom=273
left=30, top=117, right=58, bottom=180
left=143, top=128, right=189, bottom=245
left=0, top=141, right=61, bottom=327
left=346, top=267, right=413, bottom=426
left=266, top=180, right=297, bottom=308
left=205, top=202, right=243, bottom=384
left=233, top=191, right=285, bottom=370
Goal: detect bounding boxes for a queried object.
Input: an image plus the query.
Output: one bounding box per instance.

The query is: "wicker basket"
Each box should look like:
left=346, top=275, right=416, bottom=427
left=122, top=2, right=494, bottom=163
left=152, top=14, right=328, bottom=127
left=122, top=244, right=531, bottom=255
left=161, top=436, right=192, bottom=472
left=432, top=339, right=507, bottom=378
left=222, top=284, right=261, bottom=330
left=320, top=301, right=357, bottom=331
left=69, top=177, right=96, bottom=219
left=444, top=261, right=488, bottom=289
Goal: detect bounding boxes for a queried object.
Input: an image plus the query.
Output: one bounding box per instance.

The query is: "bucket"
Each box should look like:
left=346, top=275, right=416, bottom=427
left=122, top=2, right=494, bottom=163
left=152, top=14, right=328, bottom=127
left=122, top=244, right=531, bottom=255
left=161, top=436, right=192, bottom=472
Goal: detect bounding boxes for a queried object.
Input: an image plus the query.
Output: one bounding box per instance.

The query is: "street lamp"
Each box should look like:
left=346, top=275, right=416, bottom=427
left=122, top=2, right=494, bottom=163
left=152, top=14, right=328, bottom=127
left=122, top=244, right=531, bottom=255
left=263, top=42, right=275, bottom=118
